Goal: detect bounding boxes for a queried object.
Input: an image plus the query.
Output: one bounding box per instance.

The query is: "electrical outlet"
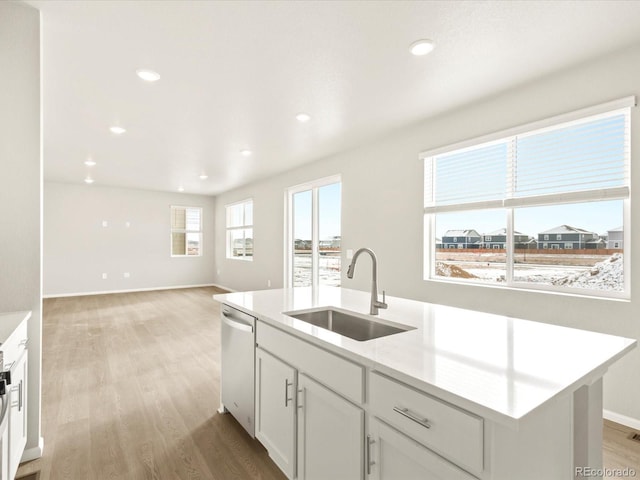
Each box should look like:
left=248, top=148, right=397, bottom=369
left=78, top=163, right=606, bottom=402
left=217, top=268, right=221, bottom=275
left=124, top=272, right=130, bottom=278
left=102, top=273, right=108, bottom=279
left=125, top=222, right=130, bottom=228
left=102, top=220, right=108, bottom=227
left=347, top=249, right=354, bottom=259
left=267, top=280, right=271, bottom=287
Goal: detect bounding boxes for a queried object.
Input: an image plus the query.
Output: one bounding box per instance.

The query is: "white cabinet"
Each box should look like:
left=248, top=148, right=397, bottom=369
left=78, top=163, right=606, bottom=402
left=8, top=349, right=27, bottom=480
left=297, top=374, right=363, bottom=480
left=368, top=418, right=476, bottom=480
left=255, top=348, right=297, bottom=479
left=0, top=312, right=29, bottom=480
left=255, top=322, right=365, bottom=480
left=369, top=372, right=483, bottom=475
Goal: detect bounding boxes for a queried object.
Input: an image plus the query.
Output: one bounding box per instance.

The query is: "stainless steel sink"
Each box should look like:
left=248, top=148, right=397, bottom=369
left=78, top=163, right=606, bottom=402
left=283, top=307, right=414, bottom=341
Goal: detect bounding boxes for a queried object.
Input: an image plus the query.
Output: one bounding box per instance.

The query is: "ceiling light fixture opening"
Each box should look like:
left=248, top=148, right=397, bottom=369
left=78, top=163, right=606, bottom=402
left=109, top=126, right=126, bottom=135
left=84, top=159, right=96, bottom=166
left=240, top=149, right=252, bottom=157
left=136, top=69, right=161, bottom=82
left=199, top=173, right=208, bottom=180
left=84, top=177, right=94, bottom=184
left=410, top=39, right=435, bottom=56
left=178, top=186, right=185, bottom=192
left=296, top=113, right=311, bottom=123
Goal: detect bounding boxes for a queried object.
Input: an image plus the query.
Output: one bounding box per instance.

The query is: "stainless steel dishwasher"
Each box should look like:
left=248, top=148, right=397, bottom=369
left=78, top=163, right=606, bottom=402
left=220, top=304, right=256, bottom=437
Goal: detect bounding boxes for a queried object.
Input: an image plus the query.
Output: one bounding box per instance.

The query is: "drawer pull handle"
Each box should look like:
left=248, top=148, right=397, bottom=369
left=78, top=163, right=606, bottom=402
left=366, top=435, right=376, bottom=474
left=393, top=406, right=431, bottom=429
left=284, top=379, right=293, bottom=407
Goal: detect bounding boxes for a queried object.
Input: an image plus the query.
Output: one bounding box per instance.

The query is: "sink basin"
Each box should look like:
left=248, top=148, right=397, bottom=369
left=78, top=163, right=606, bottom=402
left=283, top=307, right=415, bottom=341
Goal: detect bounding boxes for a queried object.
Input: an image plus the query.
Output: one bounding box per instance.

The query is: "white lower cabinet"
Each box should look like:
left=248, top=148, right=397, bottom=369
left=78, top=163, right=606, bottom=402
left=255, top=348, right=297, bottom=479
left=8, top=349, right=28, bottom=480
left=297, top=374, right=363, bottom=480
left=255, top=338, right=364, bottom=480
left=368, top=418, right=476, bottom=480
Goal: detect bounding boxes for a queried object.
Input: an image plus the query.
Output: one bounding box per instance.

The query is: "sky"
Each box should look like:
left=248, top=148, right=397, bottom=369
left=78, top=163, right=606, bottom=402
left=293, top=182, right=341, bottom=240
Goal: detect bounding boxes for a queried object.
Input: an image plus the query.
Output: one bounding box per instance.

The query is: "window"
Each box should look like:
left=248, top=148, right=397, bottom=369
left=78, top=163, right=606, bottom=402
left=424, top=97, right=632, bottom=297
left=286, top=176, right=341, bottom=288
left=226, top=199, right=253, bottom=260
left=171, top=206, right=202, bottom=256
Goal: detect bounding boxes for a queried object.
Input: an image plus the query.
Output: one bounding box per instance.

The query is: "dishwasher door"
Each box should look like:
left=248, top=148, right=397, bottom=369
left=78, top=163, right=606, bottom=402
left=220, top=304, right=256, bottom=437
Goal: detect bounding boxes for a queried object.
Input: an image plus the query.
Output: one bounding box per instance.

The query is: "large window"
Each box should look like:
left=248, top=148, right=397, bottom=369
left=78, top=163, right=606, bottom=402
left=226, top=199, right=253, bottom=260
left=171, top=206, right=202, bottom=256
left=286, top=176, right=341, bottom=288
left=423, top=97, right=633, bottom=297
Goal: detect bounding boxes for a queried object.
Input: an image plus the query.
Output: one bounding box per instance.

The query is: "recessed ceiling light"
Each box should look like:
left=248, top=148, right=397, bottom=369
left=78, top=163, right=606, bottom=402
left=296, top=113, right=311, bottom=123
left=240, top=149, right=252, bottom=157
left=84, top=177, right=94, bottom=184
left=109, top=126, right=126, bottom=135
left=136, top=69, right=161, bottom=82
left=410, top=39, right=435, bottom=56
left=178, top=186, right=184, bottom=192
left=199, top=173, right=208, bottom=180
left=84, top=158, right=96, bottom=166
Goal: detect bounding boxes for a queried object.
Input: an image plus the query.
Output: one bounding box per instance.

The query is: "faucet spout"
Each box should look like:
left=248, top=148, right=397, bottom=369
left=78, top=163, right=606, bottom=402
left=346, top=248, right=388, bottom=315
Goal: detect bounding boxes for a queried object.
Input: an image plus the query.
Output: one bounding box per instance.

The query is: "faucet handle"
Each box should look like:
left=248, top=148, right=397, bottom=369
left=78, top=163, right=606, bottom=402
left=379, top=290, right=388, bottom=309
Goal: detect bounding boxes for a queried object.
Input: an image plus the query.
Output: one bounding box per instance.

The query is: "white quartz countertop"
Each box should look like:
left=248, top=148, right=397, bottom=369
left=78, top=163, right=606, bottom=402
left=0, top=311, right=31, bottom=344
left=214, top=287, right=636, bottom=427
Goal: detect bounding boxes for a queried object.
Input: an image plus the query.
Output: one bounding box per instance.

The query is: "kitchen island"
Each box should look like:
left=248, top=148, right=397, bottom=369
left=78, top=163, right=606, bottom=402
left=215, top=287, right=636, bottom=480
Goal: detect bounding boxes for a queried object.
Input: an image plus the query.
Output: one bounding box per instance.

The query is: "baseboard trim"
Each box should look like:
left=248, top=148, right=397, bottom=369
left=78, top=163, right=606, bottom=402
left=603, top=409, right=640, bottom=430
left=211, top=283, right=236, bottom=293
left=21, top=436, right=44, bottom=462
left=43, top=283, right=221, bottom=299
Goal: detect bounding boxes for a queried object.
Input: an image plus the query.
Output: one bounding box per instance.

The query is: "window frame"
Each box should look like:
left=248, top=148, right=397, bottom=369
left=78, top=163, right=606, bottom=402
left=422, top=97, right=634, bottom=299
left=225, top=198, right=254, bottom=261
left=170, top=205, right=203, bottom=257
left=284, top=174, right=342, bottom=288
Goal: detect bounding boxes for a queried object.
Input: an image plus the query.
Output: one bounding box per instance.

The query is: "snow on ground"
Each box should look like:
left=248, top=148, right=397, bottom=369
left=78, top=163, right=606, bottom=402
left=437, top=254, right=623, bottom=291
left=552, top=253, right=623, bottom=291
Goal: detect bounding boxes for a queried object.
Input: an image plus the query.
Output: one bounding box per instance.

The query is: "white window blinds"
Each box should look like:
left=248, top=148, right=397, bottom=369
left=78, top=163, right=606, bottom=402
left=424, top=98, right=633, bottom=214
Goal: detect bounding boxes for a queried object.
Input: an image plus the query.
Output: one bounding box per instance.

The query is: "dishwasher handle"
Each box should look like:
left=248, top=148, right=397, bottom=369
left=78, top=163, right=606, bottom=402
left=222, top=312, right=254, bottom=333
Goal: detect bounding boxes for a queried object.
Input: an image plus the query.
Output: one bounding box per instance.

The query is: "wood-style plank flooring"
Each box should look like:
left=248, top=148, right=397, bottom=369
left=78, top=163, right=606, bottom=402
left=15, top=287, right=640, bottom=479
left=17, top=287, right=286, bottom=480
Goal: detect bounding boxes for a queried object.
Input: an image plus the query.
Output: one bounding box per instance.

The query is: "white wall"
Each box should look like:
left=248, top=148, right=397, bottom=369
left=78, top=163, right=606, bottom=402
left=214, top=43, right=640, bottom=423
left=44, top=182, right=216, bottom=296
left=0, top=0, right=43, bottom=458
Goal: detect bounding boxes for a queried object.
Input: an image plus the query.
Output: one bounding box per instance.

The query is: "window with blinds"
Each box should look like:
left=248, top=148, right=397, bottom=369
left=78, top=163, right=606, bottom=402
left=226, top=199, right=253, bottom=260
left=423, top=97, right=633, bottom=297
left=171, top=206, right=202, bottom=256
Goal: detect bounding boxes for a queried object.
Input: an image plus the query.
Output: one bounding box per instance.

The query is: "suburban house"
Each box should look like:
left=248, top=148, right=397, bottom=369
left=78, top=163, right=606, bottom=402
left=586, top=238, right=607, bottom=250
left=482, top=228, right=530, bottom=249
left=608, top=226, right=624, bottom=249
left=537, top=225, right=599, bottom=250
left=442, top=229, right=482, bottom=249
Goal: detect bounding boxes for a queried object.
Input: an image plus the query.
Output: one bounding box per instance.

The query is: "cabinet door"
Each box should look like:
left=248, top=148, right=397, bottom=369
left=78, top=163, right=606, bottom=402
left=255, top=348, right=297, bottom=479
left=297, top=373, right=364, bottom=480
left=368, top=418, right=475, bottom=480
left=8, top=349, right=27, bottom=480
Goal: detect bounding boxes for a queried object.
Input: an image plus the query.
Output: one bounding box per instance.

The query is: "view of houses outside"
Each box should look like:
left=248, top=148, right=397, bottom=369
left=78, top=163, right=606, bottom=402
left=292, top=182, right=341, bottom=287
left=434, top=200, right=624, bottom=292
left=293, top=237, right=341, bottom=287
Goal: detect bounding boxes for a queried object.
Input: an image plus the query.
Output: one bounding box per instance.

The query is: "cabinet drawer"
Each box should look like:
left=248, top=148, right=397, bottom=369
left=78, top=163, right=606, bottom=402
left=1, top=318, right=28, bottom=368
left=257, top=321, right=364, bottom=405
left=370, top=372, right=483, bottom=474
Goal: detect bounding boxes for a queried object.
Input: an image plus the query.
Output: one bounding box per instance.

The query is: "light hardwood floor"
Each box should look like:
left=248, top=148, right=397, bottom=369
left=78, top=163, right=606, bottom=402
left=17, top=287, right=286, bottom=480
left=15, top=287, right=640, bottom=479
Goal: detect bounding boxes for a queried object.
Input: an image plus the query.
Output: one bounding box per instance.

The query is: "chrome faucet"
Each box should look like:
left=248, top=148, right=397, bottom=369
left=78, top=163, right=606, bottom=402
left=346, top=247, right=388, bottom=315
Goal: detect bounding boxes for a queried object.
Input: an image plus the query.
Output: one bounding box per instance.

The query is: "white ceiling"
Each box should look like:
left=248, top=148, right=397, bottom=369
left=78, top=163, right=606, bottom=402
left=28, top=0, right=640, bottom=196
